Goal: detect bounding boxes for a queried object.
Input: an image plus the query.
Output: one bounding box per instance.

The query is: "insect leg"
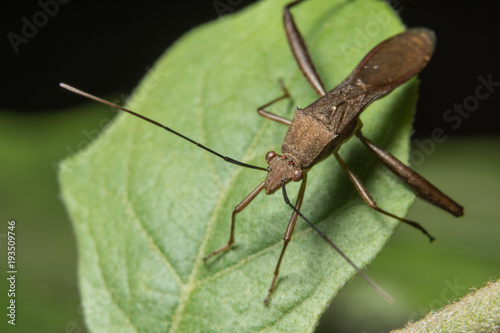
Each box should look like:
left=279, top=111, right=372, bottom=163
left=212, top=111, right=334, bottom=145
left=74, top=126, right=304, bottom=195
left=264, top=174, right=307, bottom=304
left=280, top=175, right=395, bottom=303
left=257, top=80, right=292, bottom=126
left=258, top=0, right=331, bottom=126
left=334, top=152, right=435, bottom=242
left=356, top=131, right=464, bottom=217
left=284, top=0, right=326, bottom=96
left=203, top=181, right=266, bottom=261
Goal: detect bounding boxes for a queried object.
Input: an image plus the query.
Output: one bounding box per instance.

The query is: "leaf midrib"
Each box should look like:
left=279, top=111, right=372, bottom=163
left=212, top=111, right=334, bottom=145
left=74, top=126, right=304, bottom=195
left=166, top=18, right=279, bottom=331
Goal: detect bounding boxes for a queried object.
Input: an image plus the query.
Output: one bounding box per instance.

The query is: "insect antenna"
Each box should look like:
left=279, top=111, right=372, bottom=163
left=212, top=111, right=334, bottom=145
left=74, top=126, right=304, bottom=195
left=280, top=179, right=395, bottom=303
left=60, top=83, right=267, bottom=172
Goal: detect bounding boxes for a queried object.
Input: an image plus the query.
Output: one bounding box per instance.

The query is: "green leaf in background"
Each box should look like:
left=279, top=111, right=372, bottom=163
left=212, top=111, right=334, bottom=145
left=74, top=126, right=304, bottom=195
left=59, top=0, right=416, bottom=331
left=392, top=279, right=500, bottom=333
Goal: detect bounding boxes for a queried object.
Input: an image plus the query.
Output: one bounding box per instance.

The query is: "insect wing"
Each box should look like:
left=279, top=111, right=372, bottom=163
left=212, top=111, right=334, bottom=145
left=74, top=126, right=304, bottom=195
left=303, top=28, right=436, bottom=134
left=353, top=27, right=436, bottom=95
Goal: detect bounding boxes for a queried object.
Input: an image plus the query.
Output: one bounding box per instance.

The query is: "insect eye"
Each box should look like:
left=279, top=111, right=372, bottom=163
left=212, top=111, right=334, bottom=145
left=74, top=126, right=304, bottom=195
left=265, top=151, right=277, bottom=164
left=291, top=168, right=303, bottom=182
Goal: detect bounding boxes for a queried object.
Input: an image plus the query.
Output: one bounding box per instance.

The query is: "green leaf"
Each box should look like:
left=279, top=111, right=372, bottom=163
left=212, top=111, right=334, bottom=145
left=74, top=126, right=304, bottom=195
left=59, top=0, right=416, bottom=331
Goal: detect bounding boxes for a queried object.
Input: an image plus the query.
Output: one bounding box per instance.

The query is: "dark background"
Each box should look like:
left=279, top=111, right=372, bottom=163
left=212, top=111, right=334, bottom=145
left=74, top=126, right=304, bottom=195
left=0, top=1, right=499, bottom=333
left=0, top=0, right=499, bottom=137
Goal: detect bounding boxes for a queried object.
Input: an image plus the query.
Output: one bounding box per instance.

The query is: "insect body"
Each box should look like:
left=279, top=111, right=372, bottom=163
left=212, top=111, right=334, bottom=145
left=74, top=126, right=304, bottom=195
left=266, top=27, right=437, bottom=193
left=61, top=0, right=463, bottom=304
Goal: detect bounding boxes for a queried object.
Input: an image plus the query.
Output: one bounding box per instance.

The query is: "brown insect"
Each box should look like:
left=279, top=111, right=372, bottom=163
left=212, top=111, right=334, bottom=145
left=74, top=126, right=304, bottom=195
left=61, top=0, right=463, bottom=304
